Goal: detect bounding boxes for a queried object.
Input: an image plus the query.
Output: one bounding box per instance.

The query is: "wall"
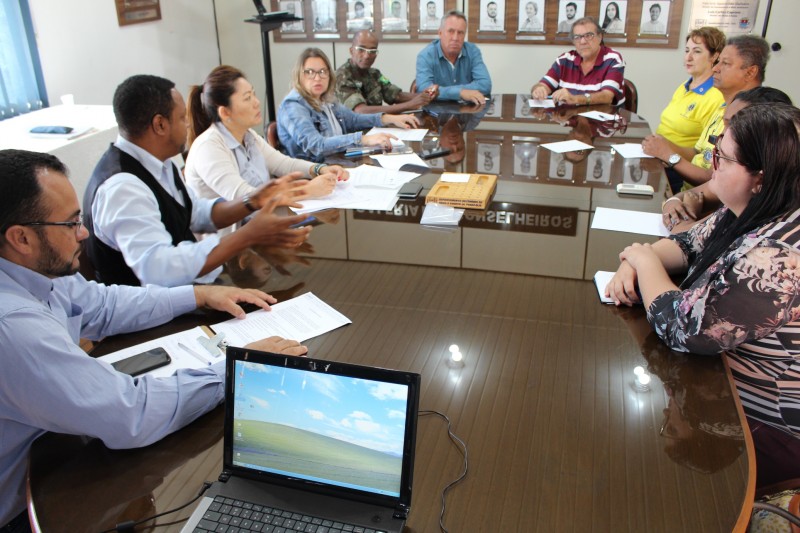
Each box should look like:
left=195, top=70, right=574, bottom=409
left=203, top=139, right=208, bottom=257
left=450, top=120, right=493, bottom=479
left=29, top=0, right=220, bottom=106
left=214, top=1, right=800, bottom=131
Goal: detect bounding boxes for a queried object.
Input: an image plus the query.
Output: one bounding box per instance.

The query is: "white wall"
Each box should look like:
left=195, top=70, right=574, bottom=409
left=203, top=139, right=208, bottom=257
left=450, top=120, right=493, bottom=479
left=29, top=0, right=220, bottom=106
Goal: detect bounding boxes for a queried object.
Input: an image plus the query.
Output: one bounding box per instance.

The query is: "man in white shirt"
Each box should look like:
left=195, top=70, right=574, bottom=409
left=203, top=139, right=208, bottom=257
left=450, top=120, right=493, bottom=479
left=85, top=75, right=313, bottom=287
left=640, top=3, right=665, bottom=34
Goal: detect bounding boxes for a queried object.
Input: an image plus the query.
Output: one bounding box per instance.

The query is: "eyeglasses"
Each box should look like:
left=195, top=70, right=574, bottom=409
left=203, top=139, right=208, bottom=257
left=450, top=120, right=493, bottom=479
left=353, top=46, right=379, bottom=56
left=21, top=215, right=84, bottom=236
left=572, top=32, right=596, bottom=42
left=302, top=68, right=330, bottom=80
left=712, top=134, right=739, bottom=170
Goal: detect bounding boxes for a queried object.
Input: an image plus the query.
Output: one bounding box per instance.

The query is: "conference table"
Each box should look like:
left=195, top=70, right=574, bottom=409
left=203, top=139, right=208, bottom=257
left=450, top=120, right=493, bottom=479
left=27, top=96, right=754, bottom=532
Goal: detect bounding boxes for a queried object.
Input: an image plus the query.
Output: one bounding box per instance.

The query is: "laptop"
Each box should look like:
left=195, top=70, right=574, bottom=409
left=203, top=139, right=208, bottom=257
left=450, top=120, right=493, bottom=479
left=181, top=347, right=421, bottom=533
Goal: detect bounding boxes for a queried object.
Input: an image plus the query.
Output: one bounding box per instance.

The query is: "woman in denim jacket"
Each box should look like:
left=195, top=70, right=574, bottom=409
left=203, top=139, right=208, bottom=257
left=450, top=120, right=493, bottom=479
left=278, top=47, right=418, bottom=162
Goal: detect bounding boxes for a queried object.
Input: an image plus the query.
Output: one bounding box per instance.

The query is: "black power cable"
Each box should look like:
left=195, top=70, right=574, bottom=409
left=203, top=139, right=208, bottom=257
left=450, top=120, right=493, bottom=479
left=99, top=481, right=212, bottom=533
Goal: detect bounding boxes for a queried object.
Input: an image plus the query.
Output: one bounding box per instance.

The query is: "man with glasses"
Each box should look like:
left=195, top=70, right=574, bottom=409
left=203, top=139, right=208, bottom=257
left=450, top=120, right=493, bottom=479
left=0, top=149, right=308, bottom=531
left=335, top=30, right=437, bottom=114
left=84, top=75, right=313, bottom=287
left=531, top=17, right=626, bottom=106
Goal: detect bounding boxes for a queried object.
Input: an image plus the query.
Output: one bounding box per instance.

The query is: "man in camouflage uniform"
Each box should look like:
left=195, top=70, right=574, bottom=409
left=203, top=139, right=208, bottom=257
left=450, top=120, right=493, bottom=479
left=335, top=30, right=438, bottom=114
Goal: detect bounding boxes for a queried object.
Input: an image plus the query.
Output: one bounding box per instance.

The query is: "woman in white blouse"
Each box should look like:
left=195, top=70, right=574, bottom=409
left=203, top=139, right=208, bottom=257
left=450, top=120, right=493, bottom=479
left=184, top=65, right=348, bottom=234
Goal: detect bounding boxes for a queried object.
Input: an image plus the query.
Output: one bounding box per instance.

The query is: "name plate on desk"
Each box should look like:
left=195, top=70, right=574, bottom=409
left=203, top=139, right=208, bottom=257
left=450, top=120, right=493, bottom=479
left=461, top=202, right=578, bottom=236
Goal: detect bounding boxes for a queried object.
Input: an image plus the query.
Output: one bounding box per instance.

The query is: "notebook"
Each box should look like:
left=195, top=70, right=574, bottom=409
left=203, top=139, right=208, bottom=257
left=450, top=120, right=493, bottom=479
left=181, top=347, right=421, bottom=533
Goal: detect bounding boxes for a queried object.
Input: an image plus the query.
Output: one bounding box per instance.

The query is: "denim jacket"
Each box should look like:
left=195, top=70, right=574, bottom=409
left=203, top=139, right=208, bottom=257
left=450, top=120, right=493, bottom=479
left=277, top=89, right=383, bottom=162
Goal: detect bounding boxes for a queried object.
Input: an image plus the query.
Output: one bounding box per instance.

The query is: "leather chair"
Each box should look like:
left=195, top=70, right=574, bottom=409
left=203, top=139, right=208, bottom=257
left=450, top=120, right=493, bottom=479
left=622, top=78, right=638, bottom=113
left=266, top=121, right=281, bottom=149
left=410, top=79, right=417, bottom=93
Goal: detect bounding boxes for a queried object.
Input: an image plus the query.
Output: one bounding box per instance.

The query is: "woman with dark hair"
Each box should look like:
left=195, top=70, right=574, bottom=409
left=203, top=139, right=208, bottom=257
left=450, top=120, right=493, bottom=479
left=184, top=65, right=347, bottom=227
left=277, top=47, right=418, bottom=162
left=606, top=103, right=800, bottom=488
left=601, top=2, right=624, bottom=33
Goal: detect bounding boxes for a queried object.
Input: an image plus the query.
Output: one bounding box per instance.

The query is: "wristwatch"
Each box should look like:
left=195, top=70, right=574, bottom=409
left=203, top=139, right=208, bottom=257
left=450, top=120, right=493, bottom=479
left=666, top=153, right=681, bottom=169
left=584, top=93, right=591, bottom=106
left=242, top=193, right=258, bottom=212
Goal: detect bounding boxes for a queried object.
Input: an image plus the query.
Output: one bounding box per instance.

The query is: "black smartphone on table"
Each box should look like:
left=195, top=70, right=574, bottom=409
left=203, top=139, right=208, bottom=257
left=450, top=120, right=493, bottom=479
left=111, top=347, right=172, bottom=377
left=397, top=182, right=423, bottom=199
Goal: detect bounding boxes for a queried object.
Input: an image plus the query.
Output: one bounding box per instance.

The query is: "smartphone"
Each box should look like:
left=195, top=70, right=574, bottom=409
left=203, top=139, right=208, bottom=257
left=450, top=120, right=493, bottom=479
left=398, top=182, right=423, bottom=199
left=419, top=147, right=452, bottom=160
left=111, top=347, right=172, bottom=377
left=29, top=125, right=74, bottom=135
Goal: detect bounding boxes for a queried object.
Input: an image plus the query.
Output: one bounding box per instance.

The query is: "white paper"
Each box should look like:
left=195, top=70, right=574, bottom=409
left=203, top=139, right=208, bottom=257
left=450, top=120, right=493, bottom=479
left=342, top=188, right=400, bottom=212
left=529, top=99, right=556, bottom=108
left=348, top=164, right=419, bottom=189
left=440, top=173, right=471, bottom=183
left=542, top=140, right=595, bottom=153
left=611, top=143, right=654, bottom=159
left=210, top=292, right=351, bottom=345
left=593, top=271, right=616, bottom=304
left=579, top=111, right=618, bottom=121
left=290, top=181, right=367, bottom=215
left=365, top=127, right=428, bottom=141
left=97, top=327, right=219, bottom=378
left=591, top=207, right=669, bottom=237
left=371, top=153, right=429, bottom=170
left=420, top=203, right=464, bottom=226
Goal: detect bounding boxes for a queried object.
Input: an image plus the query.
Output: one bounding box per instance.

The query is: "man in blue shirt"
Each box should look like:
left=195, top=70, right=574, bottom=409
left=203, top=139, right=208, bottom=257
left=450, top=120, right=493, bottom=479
left=0, top=149, right=308, bottom=531
left=415, top=10, right=492, bottom=104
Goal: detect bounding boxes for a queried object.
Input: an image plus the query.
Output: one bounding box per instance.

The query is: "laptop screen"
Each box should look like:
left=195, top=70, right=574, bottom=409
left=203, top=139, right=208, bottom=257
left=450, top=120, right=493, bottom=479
left=225, top=349, right=419, bottom=505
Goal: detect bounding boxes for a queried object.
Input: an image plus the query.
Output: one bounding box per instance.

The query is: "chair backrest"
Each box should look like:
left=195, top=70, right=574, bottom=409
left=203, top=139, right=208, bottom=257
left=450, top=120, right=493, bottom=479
left=622, top=78, right=638, bottom=113
left=410, top=79, right=417, bottom=93
left=266, top=121, right=281, bottom=149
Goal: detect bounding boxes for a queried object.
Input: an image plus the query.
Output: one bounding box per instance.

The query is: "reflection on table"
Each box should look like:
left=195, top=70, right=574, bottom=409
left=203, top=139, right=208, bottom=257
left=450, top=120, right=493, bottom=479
left=27, top=98, right=753, bottom=533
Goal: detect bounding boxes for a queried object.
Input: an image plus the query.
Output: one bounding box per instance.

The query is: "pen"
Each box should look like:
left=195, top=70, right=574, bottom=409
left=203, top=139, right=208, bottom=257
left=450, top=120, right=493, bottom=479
left=178, top=342, right=211, bottom=365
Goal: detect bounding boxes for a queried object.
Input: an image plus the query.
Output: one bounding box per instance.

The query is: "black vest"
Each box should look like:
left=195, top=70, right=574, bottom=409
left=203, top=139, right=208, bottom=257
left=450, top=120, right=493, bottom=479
left=83, top=144, right=196, bottom=286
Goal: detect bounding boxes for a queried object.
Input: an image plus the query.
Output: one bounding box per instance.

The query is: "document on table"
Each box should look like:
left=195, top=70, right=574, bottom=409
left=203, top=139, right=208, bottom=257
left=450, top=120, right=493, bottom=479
left=593, top=271, right=616, bottom=304
left=211, top=292, right=351, bottom=345
left=528, top=98, right=555, bottom=108
left=365, top=127, right=428, bottom=141
left=541, top=140, right=594, bottom=153
left=348, top=164, right=419, bottom=189
left=371, top=152, right=429, bottom=170
left=591, top=207, right=669, bottom=237
left=611, top=143, right=654, bottom=159
left=579, top=110, right=619, bottom=121
left=97, top=326, right=220, bottom=378
left=290, top=181, right=367, bottom=215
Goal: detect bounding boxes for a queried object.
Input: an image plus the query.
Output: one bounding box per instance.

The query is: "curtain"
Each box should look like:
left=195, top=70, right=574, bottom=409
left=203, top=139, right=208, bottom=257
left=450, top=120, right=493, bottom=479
left=0, top=0, right=48, bottom=121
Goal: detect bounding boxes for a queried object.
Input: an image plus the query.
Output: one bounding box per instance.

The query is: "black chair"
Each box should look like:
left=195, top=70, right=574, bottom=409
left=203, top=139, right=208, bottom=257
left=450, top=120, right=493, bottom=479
left=622, top=78, right=638, bottom=113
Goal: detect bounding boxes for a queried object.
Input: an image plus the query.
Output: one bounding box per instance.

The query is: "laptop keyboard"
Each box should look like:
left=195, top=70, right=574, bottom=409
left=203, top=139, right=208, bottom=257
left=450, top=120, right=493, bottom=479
left=191, top=495, right=388, bottom=533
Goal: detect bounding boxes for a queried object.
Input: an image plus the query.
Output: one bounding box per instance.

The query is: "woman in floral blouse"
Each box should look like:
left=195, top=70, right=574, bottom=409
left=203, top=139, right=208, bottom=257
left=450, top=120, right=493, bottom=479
left=605, top=103, right=800, bottom=488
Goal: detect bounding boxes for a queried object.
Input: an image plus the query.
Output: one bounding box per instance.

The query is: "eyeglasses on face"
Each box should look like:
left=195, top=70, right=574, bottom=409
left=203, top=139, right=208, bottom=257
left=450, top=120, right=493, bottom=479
left=712, top=134, right=740, bottom=171
left=20, top=215, right=84, bottom=236
left=572, top=32, right=596, bottom=42
left=302, top=68, right=330, bottom=80
left=353, top=46, right=379, bottom=55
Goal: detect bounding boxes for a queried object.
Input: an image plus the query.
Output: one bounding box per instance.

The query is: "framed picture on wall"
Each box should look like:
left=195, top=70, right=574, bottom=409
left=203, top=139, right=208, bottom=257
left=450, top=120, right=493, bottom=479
left=383, top=0, right=409, bottom=31
left=280, top=0, right=305, bottom=32
left=312, top=0, right=337, bottom=32
left=514, top=141, right=539, bottom=177
left=477, top=142, right=502, bottom=174
left=347, top=0, right=375, bottom=31
left=518, top=0, right=544, bottom=33
left=115, top=0, right=161, bottom=26
left=557, top=0, right=584, bottom=34
left=599, top=0, right=626, bottom=34
left=420, top=0, right=443, bottom=31
left=479, top=0, right=505, bottom=32
left=640, top=0, right=669, bottom=35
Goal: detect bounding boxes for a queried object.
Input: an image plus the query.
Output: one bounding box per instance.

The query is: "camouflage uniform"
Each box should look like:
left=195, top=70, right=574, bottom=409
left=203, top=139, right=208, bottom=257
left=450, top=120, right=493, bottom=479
left=335, top=59, right=404, bottom=110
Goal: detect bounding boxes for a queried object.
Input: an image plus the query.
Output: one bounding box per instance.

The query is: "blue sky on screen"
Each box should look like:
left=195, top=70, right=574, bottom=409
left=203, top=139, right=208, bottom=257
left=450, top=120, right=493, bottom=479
left=235, top=362, right=408, bottom=456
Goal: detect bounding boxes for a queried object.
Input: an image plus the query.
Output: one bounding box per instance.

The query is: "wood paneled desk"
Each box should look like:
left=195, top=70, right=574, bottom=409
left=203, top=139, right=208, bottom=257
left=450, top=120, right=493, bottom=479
left=27, top=99, right=754, bottom=532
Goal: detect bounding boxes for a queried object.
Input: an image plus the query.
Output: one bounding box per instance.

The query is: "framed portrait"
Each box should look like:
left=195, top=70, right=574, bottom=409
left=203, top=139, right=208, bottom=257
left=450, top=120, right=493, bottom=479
left=280, top=0, right=305, bottom=32
left=518, top=0, right=545, bottom=33
left=312, top=0, right=337, bottom=32
left=640, top=0, right=669, bottom=36
left=623, top=160, right=647, bottom=184
left=514, top=93, right=534, bottom=118
left=548, top=152, right=573, bottom=180
left=382, top=0, right=408, bottom=31
left=513, top=142, right=539, bottom=177
left=484, top=94, right=503, bottom=117
left=585, top=151, right=612, bottom=183
left=556, top=0, right=584, bottom=34
left=347, top=0, right=374, bottom=31
left=599, top=0, right=626, bottom=35
left=419, top=0, right=443, bottom=31
left=479, top=0, right=505, bottom=32
left=477, top=142, right=502, bottom=174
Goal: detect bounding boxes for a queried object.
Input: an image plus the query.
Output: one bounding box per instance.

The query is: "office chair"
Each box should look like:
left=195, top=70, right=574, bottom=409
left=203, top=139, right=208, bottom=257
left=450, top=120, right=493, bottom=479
left=266, top=121, right=281, bottom=150
left=410, top=79, right=417, bottom=93
left=622, top=78, right=638, bottom=113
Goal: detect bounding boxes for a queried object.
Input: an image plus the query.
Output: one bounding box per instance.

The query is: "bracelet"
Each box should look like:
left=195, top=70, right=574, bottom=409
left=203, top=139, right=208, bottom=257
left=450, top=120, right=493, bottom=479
left=661, top=196, right=682, bottom=210
left=242, top=193, right=258, bottom=213
left=312, top=163, right=326, bottom=177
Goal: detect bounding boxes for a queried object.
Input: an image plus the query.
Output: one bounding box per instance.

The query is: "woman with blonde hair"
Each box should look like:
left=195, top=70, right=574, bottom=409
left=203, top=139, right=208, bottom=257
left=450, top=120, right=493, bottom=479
left=278, top=47, right=418, bottom=162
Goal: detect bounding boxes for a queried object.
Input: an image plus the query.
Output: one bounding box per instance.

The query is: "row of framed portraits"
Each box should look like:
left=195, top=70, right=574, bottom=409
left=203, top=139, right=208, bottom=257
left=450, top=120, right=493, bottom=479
left=273, top=0, right=683, bottom=48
